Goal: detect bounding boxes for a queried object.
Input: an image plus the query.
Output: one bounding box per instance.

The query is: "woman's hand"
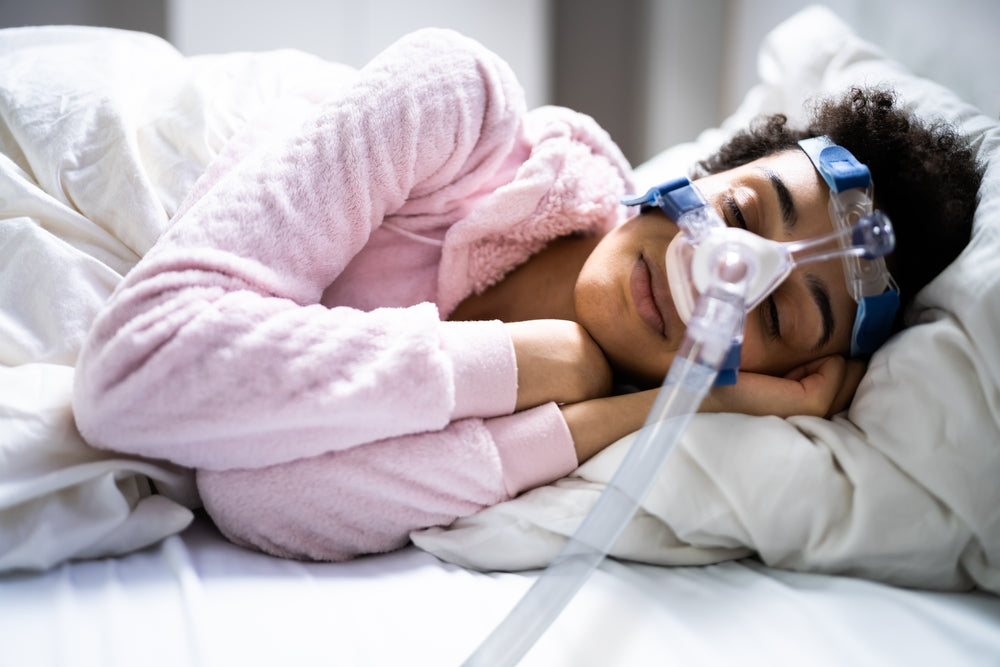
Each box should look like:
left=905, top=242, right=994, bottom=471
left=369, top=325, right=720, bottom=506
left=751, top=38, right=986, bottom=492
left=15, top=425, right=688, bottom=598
left=512, top=317, right=866, bottom=465
left=507, top=320, right=614, bottom=412
left=558, top=355, right=866, bottom=465
left=701, top=355, right=867, bottom=419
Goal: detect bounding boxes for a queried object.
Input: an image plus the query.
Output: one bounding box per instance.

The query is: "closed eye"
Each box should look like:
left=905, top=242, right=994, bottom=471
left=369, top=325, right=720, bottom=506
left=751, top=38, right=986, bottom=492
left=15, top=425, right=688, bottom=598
left=723, top=195, right=748, bottom=230
left=725, top=193, right=781, bottom=339
left=764, top=296, right=781, bottom=340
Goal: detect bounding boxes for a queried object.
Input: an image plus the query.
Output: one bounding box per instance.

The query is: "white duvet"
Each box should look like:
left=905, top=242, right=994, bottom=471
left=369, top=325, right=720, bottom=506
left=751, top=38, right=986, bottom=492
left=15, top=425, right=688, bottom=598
left=1, top=8, right=998, bottom=592
left=0, top=25, right=356, bottom=569
left=413, top=7, right=1000, bottom=594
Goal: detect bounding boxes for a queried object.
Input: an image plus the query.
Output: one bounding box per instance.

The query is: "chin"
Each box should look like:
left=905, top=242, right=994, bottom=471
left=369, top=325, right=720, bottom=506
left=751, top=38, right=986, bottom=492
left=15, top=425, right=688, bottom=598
left=581, top=310, right=676, bottom=391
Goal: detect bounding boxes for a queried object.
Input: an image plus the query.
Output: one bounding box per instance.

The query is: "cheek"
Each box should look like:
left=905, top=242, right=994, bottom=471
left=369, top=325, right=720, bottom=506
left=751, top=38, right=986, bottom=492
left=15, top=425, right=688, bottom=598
left=573, top=250, right=618, bottom=332
left=737, top=331, right=789, bottom=375
left=573, top=256, right=626, bottom=352
left=574, top=250, right=677, bottom=387
left=573, top=223, right=637, bottom=323
left=573, top=216, right=688, bottom=385
left=738, top=308, right=856, bottom=377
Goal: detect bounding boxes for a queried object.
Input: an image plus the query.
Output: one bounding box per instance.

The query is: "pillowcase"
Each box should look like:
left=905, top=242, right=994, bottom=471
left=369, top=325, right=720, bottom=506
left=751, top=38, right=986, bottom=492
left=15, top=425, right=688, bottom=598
left=412, top=5, right=1000, bottom=594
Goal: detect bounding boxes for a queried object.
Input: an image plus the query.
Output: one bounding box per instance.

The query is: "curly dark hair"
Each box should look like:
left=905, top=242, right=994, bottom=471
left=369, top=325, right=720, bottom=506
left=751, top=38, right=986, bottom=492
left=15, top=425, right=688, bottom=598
left=696, top=86, right=984, bottom=319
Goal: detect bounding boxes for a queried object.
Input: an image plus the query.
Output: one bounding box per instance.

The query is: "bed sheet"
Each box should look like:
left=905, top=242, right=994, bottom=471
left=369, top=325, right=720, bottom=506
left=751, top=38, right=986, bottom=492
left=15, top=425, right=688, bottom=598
left=2, top=514, right=999, bottom=667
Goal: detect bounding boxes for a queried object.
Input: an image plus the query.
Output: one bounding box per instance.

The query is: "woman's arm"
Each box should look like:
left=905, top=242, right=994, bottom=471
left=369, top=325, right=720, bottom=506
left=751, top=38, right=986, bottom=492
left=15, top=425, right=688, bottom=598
left=197, top=402, right=579, bottom=562
left=506, top=319, right=614, bottom=412
left=560, top=355, right=866, bottom=463
left=73, top=29, right=527, bottom=470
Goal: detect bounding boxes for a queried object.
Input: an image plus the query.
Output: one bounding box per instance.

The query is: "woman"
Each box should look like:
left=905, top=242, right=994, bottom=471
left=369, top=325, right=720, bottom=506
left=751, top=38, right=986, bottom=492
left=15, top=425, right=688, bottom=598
left=73, top=29, right=981, bottom=561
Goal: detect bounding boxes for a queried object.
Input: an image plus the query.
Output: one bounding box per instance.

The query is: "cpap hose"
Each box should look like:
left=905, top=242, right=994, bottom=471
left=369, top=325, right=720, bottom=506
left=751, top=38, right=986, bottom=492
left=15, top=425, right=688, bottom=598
left=463, top=244, right=751, bottom=667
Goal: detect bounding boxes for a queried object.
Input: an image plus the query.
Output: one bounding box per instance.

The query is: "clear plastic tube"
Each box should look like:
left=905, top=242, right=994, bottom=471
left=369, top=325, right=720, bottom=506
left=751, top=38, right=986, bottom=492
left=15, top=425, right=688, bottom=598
left=463, top=270, right=748, bottom=666
left=462, top=354, right=717, bottom=666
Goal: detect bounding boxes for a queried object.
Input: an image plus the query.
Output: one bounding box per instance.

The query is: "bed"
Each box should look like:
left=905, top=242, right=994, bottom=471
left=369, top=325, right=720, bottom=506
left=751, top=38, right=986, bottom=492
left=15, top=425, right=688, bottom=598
left=2, top=5, right=999, bottom=665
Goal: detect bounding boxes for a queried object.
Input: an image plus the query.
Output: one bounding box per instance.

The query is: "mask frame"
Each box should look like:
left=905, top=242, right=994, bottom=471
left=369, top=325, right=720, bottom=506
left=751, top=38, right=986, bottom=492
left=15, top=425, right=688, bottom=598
left=798, top=136, right=900, bottom=356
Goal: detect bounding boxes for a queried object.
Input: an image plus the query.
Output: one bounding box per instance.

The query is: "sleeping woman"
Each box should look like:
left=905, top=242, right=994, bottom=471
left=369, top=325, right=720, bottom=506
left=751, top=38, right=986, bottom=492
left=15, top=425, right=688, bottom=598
left=72, top=28, right=982, bottom=561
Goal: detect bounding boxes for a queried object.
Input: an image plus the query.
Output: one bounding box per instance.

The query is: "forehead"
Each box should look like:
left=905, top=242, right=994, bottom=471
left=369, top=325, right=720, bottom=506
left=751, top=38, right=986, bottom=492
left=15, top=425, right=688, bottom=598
left=740, top=150, right=826, bottom=199
left=710, top=149, right=835, bottom=238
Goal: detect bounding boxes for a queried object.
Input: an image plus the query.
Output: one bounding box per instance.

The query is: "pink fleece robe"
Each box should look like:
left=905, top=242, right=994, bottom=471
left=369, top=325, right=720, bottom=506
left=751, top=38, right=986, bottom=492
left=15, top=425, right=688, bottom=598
left=73, top=28, right=632, bottom=561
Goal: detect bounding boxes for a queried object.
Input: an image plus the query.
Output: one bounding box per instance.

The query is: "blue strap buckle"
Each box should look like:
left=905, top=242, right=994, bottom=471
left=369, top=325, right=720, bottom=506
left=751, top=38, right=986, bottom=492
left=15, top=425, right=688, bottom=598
left=798, top=137, right=871, bottom=193
left=621, top=177, right=707, bottom=220
left=715, top=342, right=742, bottom=386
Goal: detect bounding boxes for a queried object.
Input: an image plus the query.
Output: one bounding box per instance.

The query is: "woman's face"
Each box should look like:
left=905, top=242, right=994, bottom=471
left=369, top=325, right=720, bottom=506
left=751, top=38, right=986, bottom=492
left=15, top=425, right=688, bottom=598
left=575, top=149, right=859, bottom=386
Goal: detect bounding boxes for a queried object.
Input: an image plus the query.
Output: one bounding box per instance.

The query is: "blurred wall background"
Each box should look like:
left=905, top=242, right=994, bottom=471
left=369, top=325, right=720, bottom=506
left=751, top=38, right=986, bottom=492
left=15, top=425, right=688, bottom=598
left=1, top=0, right=997, bottom=165
left=0, top=0, right=165, bottom=38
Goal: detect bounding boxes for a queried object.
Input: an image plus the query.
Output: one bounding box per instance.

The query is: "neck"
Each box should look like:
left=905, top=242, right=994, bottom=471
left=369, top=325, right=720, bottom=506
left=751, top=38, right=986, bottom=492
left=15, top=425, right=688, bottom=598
left=448, top=235, right=600, bottom=323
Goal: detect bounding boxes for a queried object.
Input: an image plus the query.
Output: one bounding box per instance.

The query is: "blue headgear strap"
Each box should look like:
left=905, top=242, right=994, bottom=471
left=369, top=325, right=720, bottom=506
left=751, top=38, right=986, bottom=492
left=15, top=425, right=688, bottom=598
left=798, top=137, right=901, bottom=357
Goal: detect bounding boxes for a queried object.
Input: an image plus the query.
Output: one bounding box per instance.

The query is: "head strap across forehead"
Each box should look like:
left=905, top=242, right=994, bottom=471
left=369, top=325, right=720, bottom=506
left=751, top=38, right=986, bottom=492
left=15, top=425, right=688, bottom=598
left=798, top=135, right=871, bottom=193
left=798, top=136, right=900, bottom=356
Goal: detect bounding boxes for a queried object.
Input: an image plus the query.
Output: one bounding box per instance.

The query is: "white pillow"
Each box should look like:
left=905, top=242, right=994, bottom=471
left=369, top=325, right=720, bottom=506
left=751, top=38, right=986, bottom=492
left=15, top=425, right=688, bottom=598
left=413, top=6, right=1000, bottom=594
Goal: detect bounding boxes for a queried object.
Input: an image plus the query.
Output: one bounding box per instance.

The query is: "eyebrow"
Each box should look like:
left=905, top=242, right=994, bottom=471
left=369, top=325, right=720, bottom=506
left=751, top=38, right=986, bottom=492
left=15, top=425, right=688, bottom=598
left=806, top=273, right=835, bottom=350
left=761, top=168, right=798, bottom=230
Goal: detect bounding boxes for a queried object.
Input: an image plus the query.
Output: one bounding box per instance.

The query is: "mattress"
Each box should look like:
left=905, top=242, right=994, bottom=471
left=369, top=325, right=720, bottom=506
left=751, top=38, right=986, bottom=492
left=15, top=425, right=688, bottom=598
left=3, top=513, right=999, bottom=666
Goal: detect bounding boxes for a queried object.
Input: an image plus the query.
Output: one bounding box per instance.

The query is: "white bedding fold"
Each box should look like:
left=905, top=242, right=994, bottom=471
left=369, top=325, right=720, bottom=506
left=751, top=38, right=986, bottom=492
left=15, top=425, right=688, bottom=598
left=0, top=25, right=353, bottom=570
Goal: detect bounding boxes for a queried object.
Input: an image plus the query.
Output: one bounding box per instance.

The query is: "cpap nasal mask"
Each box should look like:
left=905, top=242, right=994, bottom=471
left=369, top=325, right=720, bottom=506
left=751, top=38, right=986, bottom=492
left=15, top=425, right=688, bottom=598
left=622, top=135, right=900, bottom=379
left=464, top=138, right=898, bottom=666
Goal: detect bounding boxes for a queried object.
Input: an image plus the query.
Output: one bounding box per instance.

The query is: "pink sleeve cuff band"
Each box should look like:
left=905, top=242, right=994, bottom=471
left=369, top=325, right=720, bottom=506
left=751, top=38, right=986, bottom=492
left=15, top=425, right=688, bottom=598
left=438, top=319, right=518, bottom=420
left=485, top=403, right=578, bottom=497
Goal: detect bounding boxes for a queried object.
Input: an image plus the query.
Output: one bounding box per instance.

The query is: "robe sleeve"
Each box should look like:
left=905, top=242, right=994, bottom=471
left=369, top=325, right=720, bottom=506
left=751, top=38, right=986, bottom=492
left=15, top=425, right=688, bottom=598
left=196, top=403, right=579, bottom=561
left=73, top=28, right=527, bottom=470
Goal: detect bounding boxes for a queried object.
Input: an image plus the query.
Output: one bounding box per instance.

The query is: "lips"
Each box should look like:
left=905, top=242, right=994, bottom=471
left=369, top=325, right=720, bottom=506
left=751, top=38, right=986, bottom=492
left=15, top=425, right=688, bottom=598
left=630, top=254, right=674, bottom=338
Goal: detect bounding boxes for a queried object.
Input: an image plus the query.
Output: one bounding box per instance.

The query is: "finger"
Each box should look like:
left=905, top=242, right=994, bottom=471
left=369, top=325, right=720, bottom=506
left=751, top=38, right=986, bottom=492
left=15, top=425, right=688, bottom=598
left=704, top=358, right=845, bottom=418
left=828, top=358, right=868, bottom=415
left=783, top=355, right=837, bottom=381
left=794, top=355, right=846, bottom=415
